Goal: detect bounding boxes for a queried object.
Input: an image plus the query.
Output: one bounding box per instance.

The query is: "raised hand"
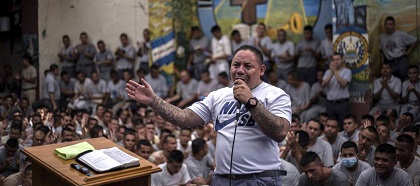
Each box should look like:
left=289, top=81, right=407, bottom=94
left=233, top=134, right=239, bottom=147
left=358, top=149, right=367, bottom=161
left=126, top=79, right=157, bottom=105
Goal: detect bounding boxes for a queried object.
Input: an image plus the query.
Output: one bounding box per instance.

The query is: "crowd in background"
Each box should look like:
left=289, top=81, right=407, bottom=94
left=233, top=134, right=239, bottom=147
left=0, top=15, right=419, bottom=186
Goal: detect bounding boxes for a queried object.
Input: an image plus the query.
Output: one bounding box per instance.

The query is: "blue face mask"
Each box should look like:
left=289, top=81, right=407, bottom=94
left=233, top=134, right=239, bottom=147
left=342, top=157, right=357, bottom=168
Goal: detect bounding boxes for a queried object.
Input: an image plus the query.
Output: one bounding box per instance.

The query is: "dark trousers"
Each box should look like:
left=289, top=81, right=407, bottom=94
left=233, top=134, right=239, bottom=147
left=325, top=99, right=350, bottom=130
left=385, top=55, right=408, bottom=80
left=297, top=67, right=317, bottom=85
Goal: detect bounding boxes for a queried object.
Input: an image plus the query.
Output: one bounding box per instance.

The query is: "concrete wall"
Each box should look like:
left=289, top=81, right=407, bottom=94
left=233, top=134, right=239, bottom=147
left=38, top=0, right=148, bottom=92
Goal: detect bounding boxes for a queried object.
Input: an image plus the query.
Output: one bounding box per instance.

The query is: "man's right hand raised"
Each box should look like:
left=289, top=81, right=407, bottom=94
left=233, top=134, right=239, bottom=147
left=126, top=79, right=156, bottom=105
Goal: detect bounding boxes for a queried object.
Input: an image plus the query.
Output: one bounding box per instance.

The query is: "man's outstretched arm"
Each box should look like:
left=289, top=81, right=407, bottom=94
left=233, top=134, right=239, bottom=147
left=126, top=79, right=204, bottom=127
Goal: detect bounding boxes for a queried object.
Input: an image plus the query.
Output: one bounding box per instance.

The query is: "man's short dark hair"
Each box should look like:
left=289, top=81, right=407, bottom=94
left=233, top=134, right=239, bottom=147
left=50, top=64, right=59, bottom=71
left=318, top=112, right=329, bottom=119
left=218, top=72, right=228, bottom=79
left=381, top=62, right=392, bottom=69
left=180, top=127, right=192, bottom=134
left=97, top=40, right=105, bottom=45
left=211, top=25, right=221, bottom=33
left=376, top=115, right=390, bottom=126
left=150, top=64, right=160, bottom=71
left=6, top=139, right=19, bottom=148
left=120, top=33, right=128, bottom=38
left=385, top=16, right=395, bottom=23
left=408, top=65, right=419, bottom=71
left=304, top=25, right=313, bottom=32
left=22, top=55, right=31, bottom=63
left=287, top=71, right=300, bottom=80
left=62, top=35, right=70, bottom=40
left=90, top=125, right=103, bottom=138
left=308, top=119, right=324, bottom=131
left=396, top=134, right=415, bottom=148
left=124, top=128, right=136, bottom=137
left=118, top=125, right=127, bottom=132
left=191, top=26, right=200, bottom=32
left=341, top=141, right=359, bottom=153
left=233, top=44, right=263, bottom=65
left=277, top=29, right=286, bottom=35
left=80, top=32, right=88, bottom=37
left=10, top=121, right=22, bottom=132
left=160, top=129, right=172, bottom=138
left=363, top=126, right=379, bottom=140
left=401, top=112, right=414, bottom=122
left=333, top=52, right=344, bottom=58
left=362, top=114, right=375, bottom=123
left=403, top=125, right=419, bottom=137
left=191, top=138, right=206, bottom=155
left=61, top=71, right=68, bottom=77
left=136, top=139, right=152, bottom=149
left=344, top=114, right=357, bottom=122
left=231, top=30, right=240, bottom=36
left=324, top=24, right=332, bottom=30
left=163, top=134, right=176, bottom=144
left=37, top=126, right=50, bottom=136
left=300, top=151, right=321, bottom=167
left=61, top=126, right=74, bottom=135
left=167, top=150, right=184, bottom=163
left=375, top=143, right=396, bottom=160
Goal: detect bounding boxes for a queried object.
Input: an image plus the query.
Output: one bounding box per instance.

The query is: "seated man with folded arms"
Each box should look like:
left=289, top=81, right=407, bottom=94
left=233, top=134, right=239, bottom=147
left=184, top=138, right=214, bottom=185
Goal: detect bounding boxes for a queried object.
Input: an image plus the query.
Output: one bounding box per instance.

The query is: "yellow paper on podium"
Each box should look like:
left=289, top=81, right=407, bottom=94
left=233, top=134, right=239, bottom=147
left=54, top=141, right=95, bottom=160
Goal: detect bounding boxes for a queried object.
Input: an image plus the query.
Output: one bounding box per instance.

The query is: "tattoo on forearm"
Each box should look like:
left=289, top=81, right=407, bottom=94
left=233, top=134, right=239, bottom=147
left=250, top=103, right=285, bottom=141
left=150, top=96, right=193, bottom=127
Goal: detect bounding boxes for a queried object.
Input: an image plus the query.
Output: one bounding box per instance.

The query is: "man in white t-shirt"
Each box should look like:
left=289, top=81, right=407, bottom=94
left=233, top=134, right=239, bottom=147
left=209, top=25, right=232, bottom=80
left=58, top=35, right=77, bottom=78
left=115, top=33, right=136, bottom=78
left=68, top=71, right=94, bottom=111
left=271, top=29, right=294, bottom=80
left=127, top=44, right=291, bottom=185
left=151, top=150, right=195, bottom=186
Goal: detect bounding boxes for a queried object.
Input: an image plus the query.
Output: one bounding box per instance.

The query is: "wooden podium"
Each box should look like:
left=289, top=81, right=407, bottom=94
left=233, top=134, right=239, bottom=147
left=21, top=137, right=161, bottom=186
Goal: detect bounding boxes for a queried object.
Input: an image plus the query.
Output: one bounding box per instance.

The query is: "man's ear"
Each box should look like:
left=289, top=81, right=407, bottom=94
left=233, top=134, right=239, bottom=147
left=260, top=64, right=266, bottom=77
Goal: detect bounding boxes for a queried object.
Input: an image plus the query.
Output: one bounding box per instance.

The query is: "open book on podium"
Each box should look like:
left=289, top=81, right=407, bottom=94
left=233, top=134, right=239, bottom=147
left=21, top=137, right=161, bottom=186
left=76, top=147, right=140, bottom=173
